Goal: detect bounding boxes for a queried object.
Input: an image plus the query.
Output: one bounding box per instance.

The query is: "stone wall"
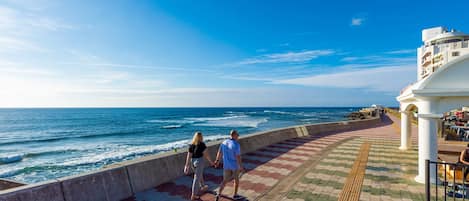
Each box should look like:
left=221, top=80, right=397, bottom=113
left=0, top=116, right=381, bottom=201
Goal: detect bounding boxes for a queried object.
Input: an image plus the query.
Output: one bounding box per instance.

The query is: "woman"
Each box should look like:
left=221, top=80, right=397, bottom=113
left=184, top=132, right=215, bottom=200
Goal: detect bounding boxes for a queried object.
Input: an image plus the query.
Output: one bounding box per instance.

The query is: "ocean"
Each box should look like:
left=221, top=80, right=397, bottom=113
left=0, top=107, right=358, bottom=183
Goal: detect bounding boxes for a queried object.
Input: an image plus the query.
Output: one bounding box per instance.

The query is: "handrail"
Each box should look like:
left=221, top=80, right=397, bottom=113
left=426, top=159, right=469, bottom=200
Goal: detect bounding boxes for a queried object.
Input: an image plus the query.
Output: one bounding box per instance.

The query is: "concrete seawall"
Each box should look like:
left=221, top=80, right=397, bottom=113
left=0, top=116, right=381, bottom=201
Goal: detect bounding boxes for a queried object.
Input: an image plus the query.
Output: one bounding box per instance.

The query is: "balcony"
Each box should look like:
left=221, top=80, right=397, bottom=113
left=422, top=59, right=432, bottom=67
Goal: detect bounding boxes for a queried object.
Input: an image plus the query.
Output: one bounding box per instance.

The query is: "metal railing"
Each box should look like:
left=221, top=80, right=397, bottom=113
left=426, top=159, right=469, bottom=201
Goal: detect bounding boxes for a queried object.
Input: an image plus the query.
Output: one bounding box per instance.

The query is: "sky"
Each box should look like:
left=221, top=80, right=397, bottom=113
left=0, top=0, right=468, bottom=107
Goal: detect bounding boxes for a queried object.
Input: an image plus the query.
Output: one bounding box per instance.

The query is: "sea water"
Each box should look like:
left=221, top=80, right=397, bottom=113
left=0, top=107, right=357, bottom=183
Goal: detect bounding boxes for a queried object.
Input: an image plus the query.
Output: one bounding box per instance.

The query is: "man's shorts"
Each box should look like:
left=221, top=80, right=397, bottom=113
left=223, top=169, right=240, bottom=182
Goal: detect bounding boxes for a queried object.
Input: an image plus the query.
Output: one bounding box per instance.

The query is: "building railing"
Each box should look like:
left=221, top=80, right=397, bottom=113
left=423, top=40, right=469, bottom=55
left=426, top=159, right=469, bottom=201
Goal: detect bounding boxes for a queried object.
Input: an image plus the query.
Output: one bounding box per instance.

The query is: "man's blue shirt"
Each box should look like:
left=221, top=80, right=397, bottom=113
left=221, top=139, right=241, bottom=170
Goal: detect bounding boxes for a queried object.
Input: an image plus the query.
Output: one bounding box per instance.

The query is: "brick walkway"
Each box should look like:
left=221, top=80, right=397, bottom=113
left=123, top=114, right=425, bottom=201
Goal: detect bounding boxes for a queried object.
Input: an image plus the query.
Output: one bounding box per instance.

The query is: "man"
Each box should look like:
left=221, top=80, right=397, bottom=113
left=459, top=144, right=469, bottom=181
left=214, top=130, right=244, bottom=201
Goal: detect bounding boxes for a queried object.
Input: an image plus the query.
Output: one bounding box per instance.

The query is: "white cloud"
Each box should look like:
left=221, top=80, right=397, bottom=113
left=0, top=4, right=75, bottom=54
left=3, top=0, right=56, bottom=11
left=0, top=36, right=44, bottom=52
left=340, top=57, right=359, bottom=62
left=340, top=55, right=415, bottom=66
left=385, top=49, right=416, bottom=54
left=219, top=75, right=274, bottom=82
left=351, top=17, right=365, bottom=26
left=239, top=50, right=334, bottom=65
left=26, top=17, right=76, bottom=31
left=272, top=65, right=416, bottom=92
left=60, top=87, right=238, bottom=95
left=0, top=5, right=74, bottom=33
left=60, top=62, right=215, bottom=73
left=0, top=67, right=57, bottom=76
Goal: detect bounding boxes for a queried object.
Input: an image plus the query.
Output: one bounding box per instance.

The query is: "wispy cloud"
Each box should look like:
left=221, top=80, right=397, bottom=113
left=3, top=0, right=56, bottom=11
left=0, top=4, right=75, bottom=54
left=340, top=55, right=415, bottom=66
left=61, top=50, right=216, bottom=73
left=61, top=62, right=215, bottom=73
left=385, top=49, right=416, bottom=54
left=77, top=87, right=243, bottom=95
left=0, top=36, right=45, bottom=52
left=351, top=17, right=365, bottom=26
left=272, top=65, right=415, bottom=92
left=0, top=5, right=75, bottom=33
left=219, top=64, right=324, bottom=82
left=219, top=75, right=274, bottom=82
left=227, top=50, right=417, bottom=93
left=340, top=57, right=359, bottom=62
left=239, top=50, right=335, bottom=65
left=27, top=17, right=76, bottom=31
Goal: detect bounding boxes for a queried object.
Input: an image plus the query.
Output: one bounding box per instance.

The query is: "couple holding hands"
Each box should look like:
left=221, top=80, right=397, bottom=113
left=184, top=130, right=244, bottom=201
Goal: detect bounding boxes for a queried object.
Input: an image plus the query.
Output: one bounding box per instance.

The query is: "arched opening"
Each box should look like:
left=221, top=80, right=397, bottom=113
left=405, top=104, right=419, bottom=125
left=399, top=103, right=418, bottom=150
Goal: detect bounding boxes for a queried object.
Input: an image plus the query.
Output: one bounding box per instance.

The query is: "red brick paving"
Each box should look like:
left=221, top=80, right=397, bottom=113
left=125, top=115, right=400, bottom=201
left=245, top=152, right=308, bottom=163
left=242, top=158, right=298, bottom=170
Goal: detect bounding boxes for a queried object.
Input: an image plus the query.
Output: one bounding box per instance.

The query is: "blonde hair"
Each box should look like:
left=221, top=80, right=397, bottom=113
left=191, top=131, right=203, bottom=145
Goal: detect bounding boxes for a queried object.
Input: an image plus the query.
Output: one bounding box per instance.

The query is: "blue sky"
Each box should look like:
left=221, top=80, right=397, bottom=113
left=1, top=0, right=468, bottom=107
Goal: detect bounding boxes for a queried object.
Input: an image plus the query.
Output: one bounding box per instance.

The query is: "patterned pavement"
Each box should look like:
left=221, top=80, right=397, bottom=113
left=123, top=114, right=427, bottom=201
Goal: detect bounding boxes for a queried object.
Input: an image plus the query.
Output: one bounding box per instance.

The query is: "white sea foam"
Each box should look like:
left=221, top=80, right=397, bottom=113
left=0, top=167, right=23, bottom=177
left=264, top=110, right=291, bottom=115
left=58, top=135, right=228, bottom=167
left=193, top=116, right=268, bottom=128
left=264, top=110, right=317, bottom=117
left=185, top=115, right=249, bottom=122
left=161, top=125, right=183, bottom=129
left=146, top=119, right=195, bottom=124
left=300, top=118, right=320, bottom=121
left=151, top=114, right=265, bottom=128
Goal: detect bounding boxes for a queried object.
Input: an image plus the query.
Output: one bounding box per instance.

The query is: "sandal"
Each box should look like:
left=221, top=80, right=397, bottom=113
left=200, top=184, right=209, bottom=192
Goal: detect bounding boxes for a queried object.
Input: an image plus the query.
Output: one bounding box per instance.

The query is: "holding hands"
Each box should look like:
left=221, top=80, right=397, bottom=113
left=214, top=159, right=220, bottom=168
left=184, top=164, right=190, bottom=175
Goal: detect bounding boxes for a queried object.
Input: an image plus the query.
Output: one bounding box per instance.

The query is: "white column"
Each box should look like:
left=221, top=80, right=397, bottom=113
left=399, top=111, right=412, bottom=150
left=414, top=115, right=438, bottom=183
left=414, top=99, right=440, bottom=184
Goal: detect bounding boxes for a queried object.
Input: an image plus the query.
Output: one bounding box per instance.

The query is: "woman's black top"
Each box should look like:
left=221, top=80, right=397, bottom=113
left=188, top=142, right=206, bottom=158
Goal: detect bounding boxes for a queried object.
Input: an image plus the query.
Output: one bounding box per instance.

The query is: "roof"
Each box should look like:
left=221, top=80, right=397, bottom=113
left=426, top=31, right=469, bottom=43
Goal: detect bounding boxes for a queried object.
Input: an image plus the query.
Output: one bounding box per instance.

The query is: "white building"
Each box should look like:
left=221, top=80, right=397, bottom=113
left=397, top=27, right=469, bottom=184
left=418, top=27, right=469, bottom=80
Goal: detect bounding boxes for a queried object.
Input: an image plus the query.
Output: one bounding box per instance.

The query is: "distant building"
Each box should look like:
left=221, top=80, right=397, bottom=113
left=417, top=27, right=469, bottom=80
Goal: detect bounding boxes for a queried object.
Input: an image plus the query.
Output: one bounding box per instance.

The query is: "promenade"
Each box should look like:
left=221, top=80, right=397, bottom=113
left=124, top=114, right=424, bottom=201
